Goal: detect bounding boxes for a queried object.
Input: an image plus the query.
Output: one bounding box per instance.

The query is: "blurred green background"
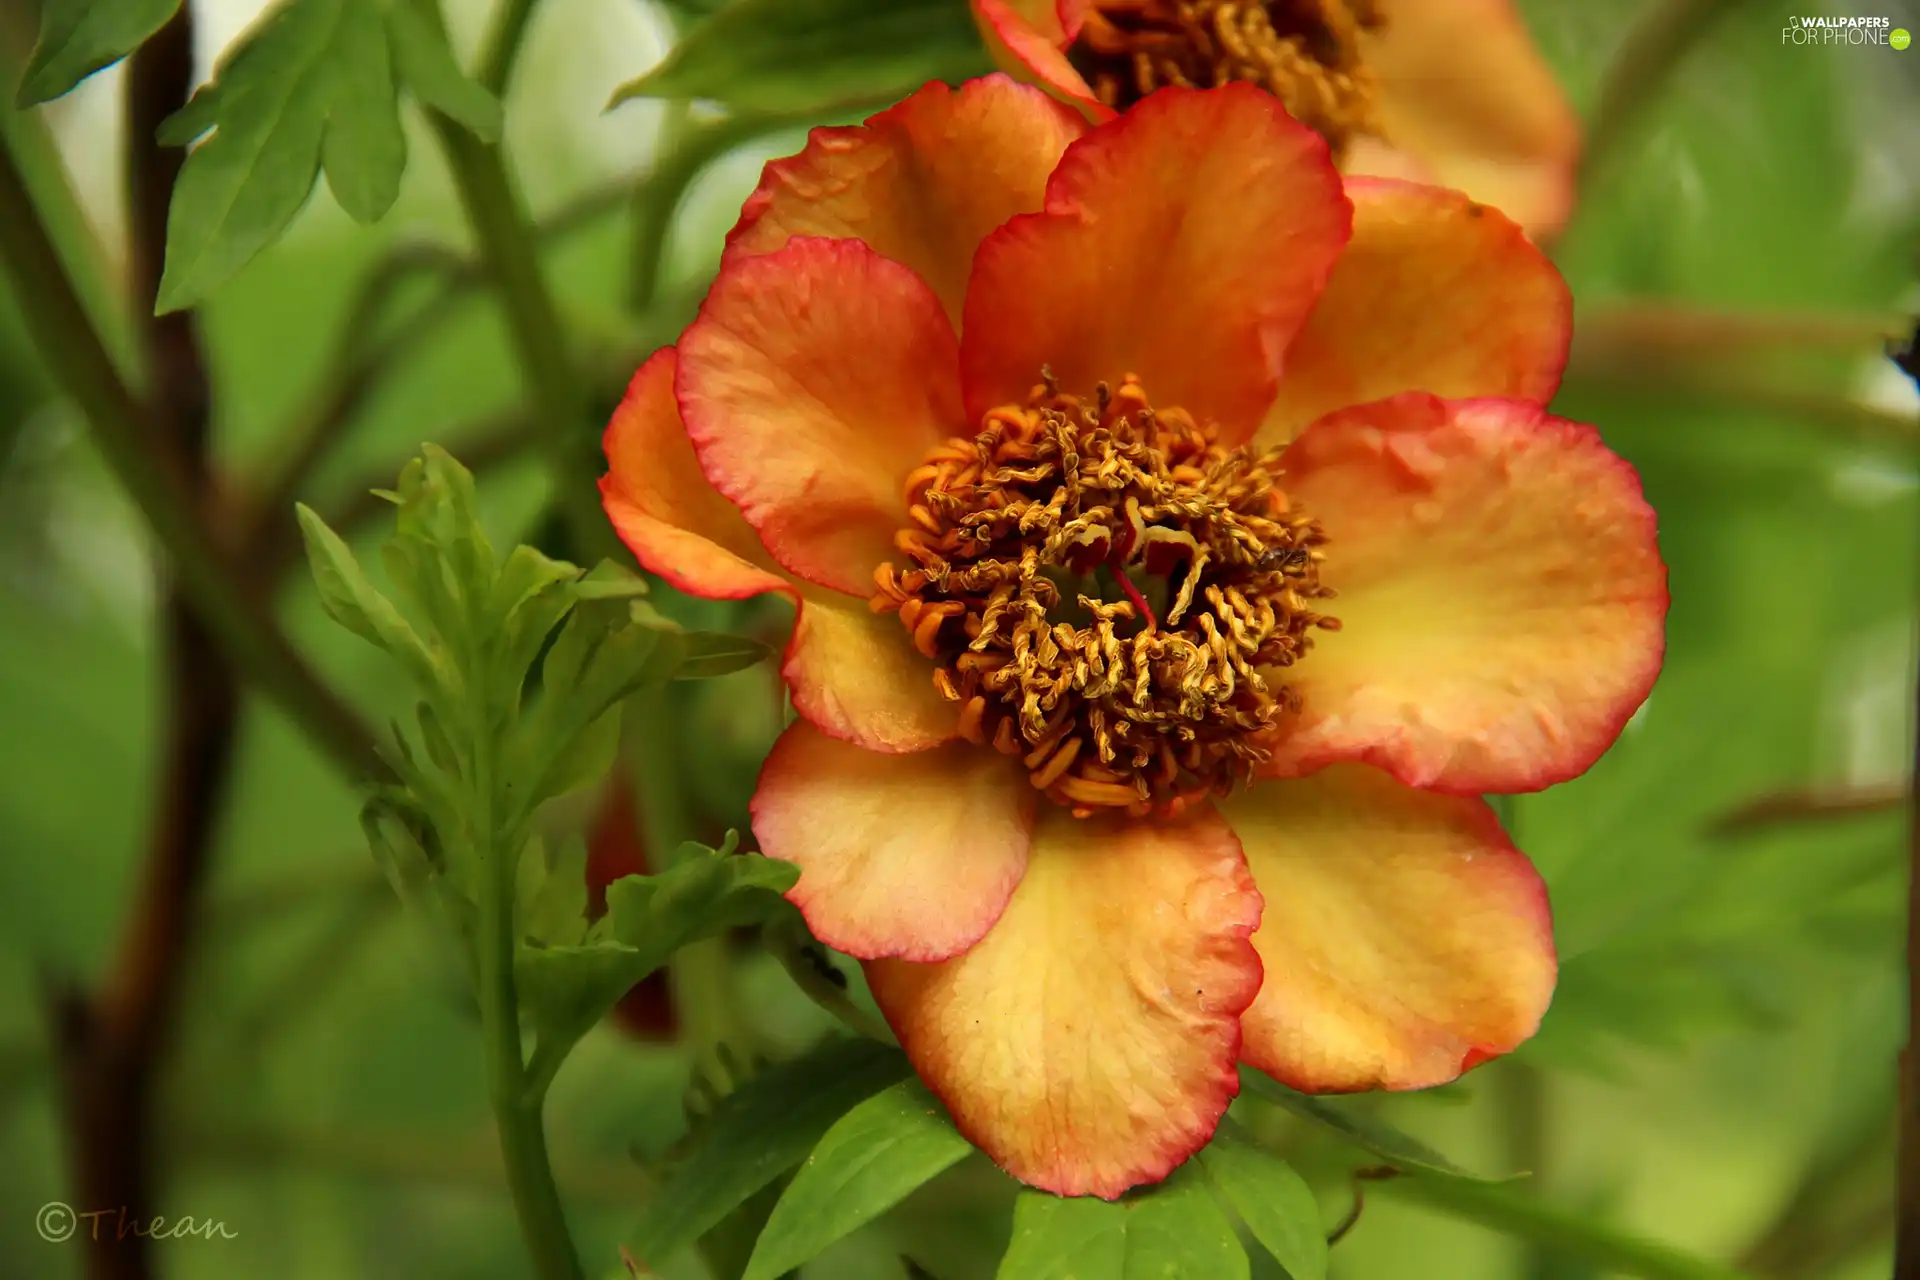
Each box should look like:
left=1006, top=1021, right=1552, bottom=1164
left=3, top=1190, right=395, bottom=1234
left=0, top=0, right=1916, bottom=1277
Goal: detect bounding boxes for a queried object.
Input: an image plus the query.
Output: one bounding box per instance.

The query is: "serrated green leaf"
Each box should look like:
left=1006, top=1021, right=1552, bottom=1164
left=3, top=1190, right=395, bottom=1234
left=743, top=1078, right=972, bottom=1280
left=156, top=83, right=223, bottom=146
left=295, top=504, right=441, bottom=691
left=627, top=1037, right=915, bottom=1270
left=154, top=0, right=412, bottom=311
left=18, top=0, right=183, bottom=106
left=1198, top=1123, right=1327, bottom=1280
left=155, top=0, right=337, bottom=313
left=997, top=1166, right=1249, bottom=1280
left=385, top=1, right=503, bottom=141
left=1237, top=1068, right=1494, bottom=1180
left=319, top=0, right=405, bottom=224
left=608, top=0, right=992, bottom=115
left=674, top=631, right=773, bottom=681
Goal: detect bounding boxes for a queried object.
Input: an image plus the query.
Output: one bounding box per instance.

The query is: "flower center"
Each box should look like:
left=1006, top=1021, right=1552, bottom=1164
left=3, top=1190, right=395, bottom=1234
left=871, top=373, right=1339, bottom=819
left=1069, top=0, right=1386, bottom=159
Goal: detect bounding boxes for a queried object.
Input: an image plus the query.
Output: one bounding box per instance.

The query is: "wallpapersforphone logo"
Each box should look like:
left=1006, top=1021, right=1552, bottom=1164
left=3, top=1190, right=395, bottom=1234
left=36, top=1201, right=237, bottom=1244
left=1782, top=14, right=1905, bottom=46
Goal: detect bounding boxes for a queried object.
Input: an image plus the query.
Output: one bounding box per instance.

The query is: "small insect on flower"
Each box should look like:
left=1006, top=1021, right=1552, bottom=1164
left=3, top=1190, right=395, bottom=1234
left=971, top=0, right=1582, bottom=236
left=601, top=77, right=1665, bottom=1200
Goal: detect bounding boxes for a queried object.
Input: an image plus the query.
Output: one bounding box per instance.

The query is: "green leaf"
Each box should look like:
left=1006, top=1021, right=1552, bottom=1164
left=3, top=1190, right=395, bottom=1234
left=997, top=1167, right=1249, bottom=1280
left=675, top=630, right=774, bottom=681
left=319, top=0, right=405, bottom=224
left=608, top=0, right=992, bottom=115
left=386, top=1, right=504, bottom=142
left=518, top=846, right=800, bottom=1084
left=154, top=0, right=411, bottom=312
left=1237, top=1068, right=1494, bottom=1180
left=156, top=83, right=223, bottom=146
left=17, top=0, right=183, bottom=106
left=627, top=1037, right=915, bottom=1270
left=538, top=705, right=623, bottom=807
left=515, top=835, right=589, bottom=950
left=743, top=1078, right=972, bottom=1280
left=572, top=560, right=652, bottom=601
left=1198, top=1123, right=1327, bottom=1280
left=599, top=846, right=799, bottom=949
left=295, top=504, right=441, bottom=691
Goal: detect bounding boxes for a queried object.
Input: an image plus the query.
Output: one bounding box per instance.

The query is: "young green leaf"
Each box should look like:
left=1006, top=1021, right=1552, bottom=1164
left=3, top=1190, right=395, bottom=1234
left=599, top=847, right=798, bottom=949
left=627, top=1037, right=915, bottom=1269
left=536, top=707, right=624, bottom=808
left=385, top=1, right=504, bottom=142
left=742, top=1078, right=972, bottom=1280
left=319, top=0, right=406, bottom=224
left=996, top=1167, right=1250, bottom=1280
left=518, top=846, right=800, bottom=1085
left=608, top=0, right=992, bottom=115
left=154, top=0, right=412, bottom=312
left=1198, top=1123, right=1328, bottom=1280
left=295, top=503, right=442, bottom=692
left=1237, top=1067, right=1495, bottom=1180
left=17, top=0, right=183, bottom=106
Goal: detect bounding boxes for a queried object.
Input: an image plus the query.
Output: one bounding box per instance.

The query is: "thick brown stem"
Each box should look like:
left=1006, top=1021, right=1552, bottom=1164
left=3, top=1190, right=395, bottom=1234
left=55, top=13, right=240, bottom=1278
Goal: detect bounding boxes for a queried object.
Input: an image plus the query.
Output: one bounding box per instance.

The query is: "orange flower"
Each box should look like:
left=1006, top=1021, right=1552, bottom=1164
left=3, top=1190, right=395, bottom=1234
left=601, top=78, right=1665, bottom=1199
left=971, top=0, right=1580, bottom=236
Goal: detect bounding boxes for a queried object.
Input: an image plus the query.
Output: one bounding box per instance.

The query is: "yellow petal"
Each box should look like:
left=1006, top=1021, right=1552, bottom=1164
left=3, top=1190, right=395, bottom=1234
left=1259, top=178, right=1570, bottom=446
left=1223, top=765, right=1555, bottom=1091
left=752, top=720, right=1034, bottom=961
left=1268, top=394, right=1666, bottom=793
left=783, top=590, right=958, bottom=753
left=725, top=76, right=1085, bottom=325
left=866, top=806, right=1263, bottom=1199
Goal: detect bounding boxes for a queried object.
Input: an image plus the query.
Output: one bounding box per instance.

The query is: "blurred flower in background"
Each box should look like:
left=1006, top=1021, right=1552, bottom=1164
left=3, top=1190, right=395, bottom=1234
left=970, top=0, right=1581, bottom=234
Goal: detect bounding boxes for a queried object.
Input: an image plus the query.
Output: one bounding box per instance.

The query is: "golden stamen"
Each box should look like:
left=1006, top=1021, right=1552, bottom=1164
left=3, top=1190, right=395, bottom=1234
left=870, top=371, right=1338, bottom=818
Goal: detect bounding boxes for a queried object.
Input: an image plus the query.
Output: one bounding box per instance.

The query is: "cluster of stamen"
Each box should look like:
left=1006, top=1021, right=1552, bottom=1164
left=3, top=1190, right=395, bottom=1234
left=1070, top=0, right=1387, bottom=158
left=870, top=374, right=1338, bottom=819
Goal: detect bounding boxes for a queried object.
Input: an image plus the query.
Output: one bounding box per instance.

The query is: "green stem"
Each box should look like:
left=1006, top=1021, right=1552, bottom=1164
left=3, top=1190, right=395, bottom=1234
left=473, top=726, right=586, bottom=1280
left=629, top=687, right=748, bottom=1075
left=1570, top=0, right=1750, bottom=217
left=421, top=0, right=614, bottom=565
left=627, top=111, right=830, bottom=314
left=477, top=0, right=540, bottom=98
left=0, top=131, right=388, bottom=786
left=1375, top=1174, right=1756, bottom=1280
